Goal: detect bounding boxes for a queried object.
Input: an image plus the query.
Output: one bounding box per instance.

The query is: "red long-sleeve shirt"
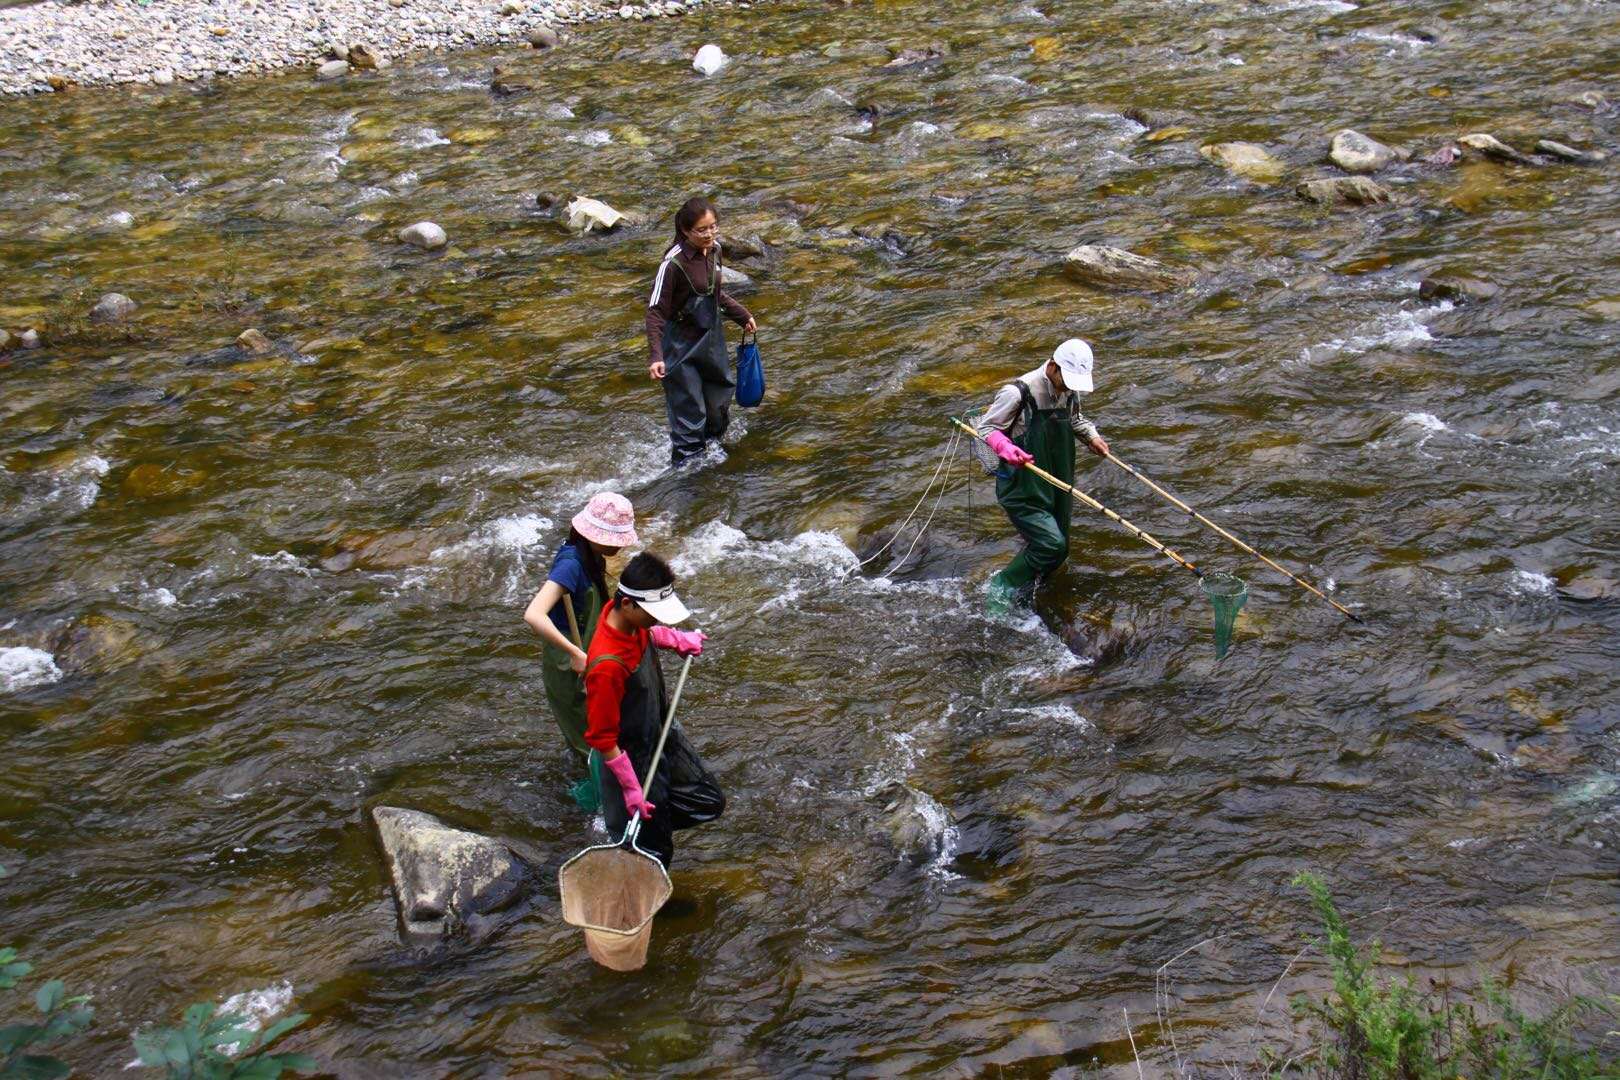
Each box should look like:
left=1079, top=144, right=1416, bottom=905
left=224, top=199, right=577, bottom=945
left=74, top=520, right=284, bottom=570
left=583, top=600, right=649, bottom=753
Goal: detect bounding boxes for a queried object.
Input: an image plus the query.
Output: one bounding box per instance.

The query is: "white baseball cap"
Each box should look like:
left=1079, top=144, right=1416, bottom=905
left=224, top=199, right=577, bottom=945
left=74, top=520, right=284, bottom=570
left=1052, top=338, right=1095, bottom=393
left=619, top=580, right=691, bottom=625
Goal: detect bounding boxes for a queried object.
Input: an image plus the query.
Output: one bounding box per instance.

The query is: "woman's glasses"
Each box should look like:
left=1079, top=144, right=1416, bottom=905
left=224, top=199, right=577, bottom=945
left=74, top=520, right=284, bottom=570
left=686, top=224, right=720, bottom=238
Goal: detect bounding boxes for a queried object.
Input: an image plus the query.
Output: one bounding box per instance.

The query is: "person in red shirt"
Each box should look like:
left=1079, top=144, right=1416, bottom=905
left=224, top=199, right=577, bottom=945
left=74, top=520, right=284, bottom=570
left=584, top=552, right=724, bottom=867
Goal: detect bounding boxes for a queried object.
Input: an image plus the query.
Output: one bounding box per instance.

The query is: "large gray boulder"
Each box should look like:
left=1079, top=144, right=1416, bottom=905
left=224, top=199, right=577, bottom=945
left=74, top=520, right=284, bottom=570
left=1329, top=129, right=1398, bottom=174
left=1063, top=244, right=1194, bottom=291
left=371, top=807, right=525, bottom=941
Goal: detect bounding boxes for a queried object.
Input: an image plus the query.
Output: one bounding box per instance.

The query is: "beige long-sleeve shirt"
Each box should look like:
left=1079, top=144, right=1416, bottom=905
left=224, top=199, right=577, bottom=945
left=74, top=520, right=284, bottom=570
left=976, top=365, right=1101, bottom=442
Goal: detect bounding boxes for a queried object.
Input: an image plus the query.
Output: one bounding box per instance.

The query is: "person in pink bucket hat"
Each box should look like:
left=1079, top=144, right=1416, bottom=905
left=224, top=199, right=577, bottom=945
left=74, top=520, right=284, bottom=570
left=523, top=492, right=641, bottom=810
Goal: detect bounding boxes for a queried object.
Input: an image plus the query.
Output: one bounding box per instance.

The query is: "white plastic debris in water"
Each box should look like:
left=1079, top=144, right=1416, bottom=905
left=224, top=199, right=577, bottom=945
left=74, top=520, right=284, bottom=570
left=692, top=43, right=728, bottom=76
left=564, top=196, right=624, bottom=234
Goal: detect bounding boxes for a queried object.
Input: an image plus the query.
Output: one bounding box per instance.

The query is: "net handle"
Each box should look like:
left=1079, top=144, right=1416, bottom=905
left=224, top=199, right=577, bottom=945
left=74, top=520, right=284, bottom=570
left=621, top=653, right=695, bottom=847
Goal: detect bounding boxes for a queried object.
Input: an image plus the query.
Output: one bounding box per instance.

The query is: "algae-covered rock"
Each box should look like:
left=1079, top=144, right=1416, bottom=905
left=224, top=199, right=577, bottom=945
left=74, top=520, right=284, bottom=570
left=236, top=328, right=273, bottom=354
left=1296, top=176, right=1393, bottom=206
left=1200, top=141, right=1287, bottom=183
left=1535, top=139, right=1609, bottom=165
left=89, top=292, right=137, bottom=323
left=371, top=806, right=525, bottom=942
left=1459, top=132, right=1536, bottom=165
left=1417, top=275, right=1499, bottom=303
left=1063, top=244, right=1195, bottom=290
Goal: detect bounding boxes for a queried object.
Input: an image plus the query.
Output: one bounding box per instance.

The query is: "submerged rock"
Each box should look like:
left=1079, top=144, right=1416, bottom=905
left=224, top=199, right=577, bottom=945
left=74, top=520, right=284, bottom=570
left=1329, top=128, right=1397, bottom=174
left=399, top=221, right=447, bottom=250
left=19, top=329, right=41, bottom=349
left=89, top=292, right=137, bottom=323
left=528, top=26, right=561, bottom=49
left=1061, top=615, right=1133, bottom=666
left=872, top=782, right=953, bottom=859
left=0, top=328, right=12, bottom=352
left=236, top=328, right=273, bottom=354
left=1296, top=176, right=1393, bottom=206
left=490, top=61, right=534, bottom=95
left=1535, top=139, right=1609, bottom=165
left=1200, top=141, right=1287, bottom=183
left=1418, top=275, right=1499, bottom=303
left=692, top=43, right=727, bottom=76
left=371, top=807, right=525, bottom=942
left=885, top=44, right=946, bottom=67
left=719, top=265, right=755, bottom=291
left=1063, top=244, right=1194, bottom=290
left=564, top=196, right=627, bottom=234
left=1459, top=132, right=1536, bottom=165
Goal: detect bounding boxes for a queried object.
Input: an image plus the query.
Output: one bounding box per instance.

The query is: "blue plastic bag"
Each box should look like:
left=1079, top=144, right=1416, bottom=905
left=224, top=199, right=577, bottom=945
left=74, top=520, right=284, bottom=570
left=735, top=333, right=765, bottom=407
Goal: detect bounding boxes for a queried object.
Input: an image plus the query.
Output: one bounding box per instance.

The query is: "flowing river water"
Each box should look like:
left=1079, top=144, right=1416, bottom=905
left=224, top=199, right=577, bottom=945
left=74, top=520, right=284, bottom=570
left=3, top=0, right=1619, bottom=1073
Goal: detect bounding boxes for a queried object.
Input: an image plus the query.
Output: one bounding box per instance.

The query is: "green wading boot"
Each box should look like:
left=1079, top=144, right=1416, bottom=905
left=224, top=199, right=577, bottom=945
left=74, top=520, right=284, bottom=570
left=985, top=574, right=1019, bottom=617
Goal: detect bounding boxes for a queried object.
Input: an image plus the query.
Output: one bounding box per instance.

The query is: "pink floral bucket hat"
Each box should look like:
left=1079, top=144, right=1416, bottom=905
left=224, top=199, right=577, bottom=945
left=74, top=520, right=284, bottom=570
left=571, top=492, right=638, bottom=549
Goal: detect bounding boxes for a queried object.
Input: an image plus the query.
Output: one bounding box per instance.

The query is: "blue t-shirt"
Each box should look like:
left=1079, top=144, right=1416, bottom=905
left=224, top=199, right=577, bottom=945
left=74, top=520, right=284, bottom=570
left=545, top=542, right=593, bottom=638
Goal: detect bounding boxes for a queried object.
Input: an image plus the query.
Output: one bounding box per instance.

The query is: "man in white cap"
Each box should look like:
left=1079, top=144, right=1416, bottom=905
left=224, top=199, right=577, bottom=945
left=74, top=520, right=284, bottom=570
left=583, top=552, right=724, bottom=866
left=976, top=338, right=1110, bottom=612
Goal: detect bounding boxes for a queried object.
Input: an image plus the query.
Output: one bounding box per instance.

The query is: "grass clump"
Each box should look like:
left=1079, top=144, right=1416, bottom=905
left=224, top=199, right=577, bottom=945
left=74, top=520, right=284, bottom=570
left=1276, top=872, right=1618, bottom=1079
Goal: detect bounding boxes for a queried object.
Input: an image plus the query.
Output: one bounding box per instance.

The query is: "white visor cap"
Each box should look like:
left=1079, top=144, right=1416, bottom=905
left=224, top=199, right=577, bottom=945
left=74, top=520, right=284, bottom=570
left=1052, top=338, right=1095, bottom=393
left=619, top=580, right=692, bottom=625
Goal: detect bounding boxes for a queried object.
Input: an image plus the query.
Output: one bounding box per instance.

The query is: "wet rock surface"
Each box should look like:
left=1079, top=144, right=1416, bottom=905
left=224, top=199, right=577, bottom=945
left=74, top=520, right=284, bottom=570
left=1063, top=244, right=1195, bottom=290
left=371, top=807, right=525, bottom=941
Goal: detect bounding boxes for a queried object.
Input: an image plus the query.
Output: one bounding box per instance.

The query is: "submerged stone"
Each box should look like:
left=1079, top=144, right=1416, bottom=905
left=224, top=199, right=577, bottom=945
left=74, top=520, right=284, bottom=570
left=1296, top=176, right=1393, bottom=206
left=1459, top=132, right=1536, bottom=165
left=1062, top=244, right=1194, bottom=290
left=1200, top=141, right=1287, bottom=184
left=371, top=807, right=525, bottom=942
left=1535, top=139, right=1608, bottom=165
left=89, top=292, right=137, bottom=323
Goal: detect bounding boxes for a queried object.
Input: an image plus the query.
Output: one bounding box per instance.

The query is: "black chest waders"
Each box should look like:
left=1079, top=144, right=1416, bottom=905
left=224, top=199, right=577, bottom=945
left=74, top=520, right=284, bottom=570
left=660, top=252, right=736, bottom=466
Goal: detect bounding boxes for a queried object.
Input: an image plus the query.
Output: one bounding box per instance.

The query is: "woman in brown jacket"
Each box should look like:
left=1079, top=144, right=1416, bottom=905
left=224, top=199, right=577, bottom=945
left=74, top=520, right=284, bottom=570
left=645, top=196, right=757, bottom=467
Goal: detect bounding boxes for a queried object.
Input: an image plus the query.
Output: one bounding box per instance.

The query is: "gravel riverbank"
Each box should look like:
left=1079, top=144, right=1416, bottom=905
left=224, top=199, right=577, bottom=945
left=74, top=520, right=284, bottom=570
left=0, top=0, right=754, bottom=95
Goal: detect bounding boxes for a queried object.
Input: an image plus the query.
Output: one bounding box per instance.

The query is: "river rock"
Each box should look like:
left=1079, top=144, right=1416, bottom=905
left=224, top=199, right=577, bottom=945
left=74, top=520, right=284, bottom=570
left=348, top=42, right=380, bottom=70
left=1459, top=133, right=1536, bottom=165
left=1329, top=128, right=1397, bottom=174
left=1296, top=176, right=1393, bottom=206
left=885, top=43, right=945, bottom=67
left=500, top=0, right=524, bottom=13
left=872, top=782, right=953, bottom=858
left=89, top=292, right=137, bottom=323
left=151, top=69, right=174, bottom=86
left=564, top=196, right=625, bottom=233
left=720, top=265, right=754, bottom=291
left=528, top=26, right=560, bottom=49
left=1418, top=275, right=1500, bottom=303
left=399, top=221, right=447, bottom=249
left=1423, top=143, right=1463, bottom=169
left=315, top=59, right=349, bottom=80
left=1559, top=575, right=1617, bottom=601
left=692, top=43, right=727, bottom=76
left=1200, top=141, right=1287, bottom=183
left=19, top=329, right=41, bottom=349
left=236, top=328, right=273, bottom=354
left=371, top=807, right=525, bottom=941
left=1062, top=244, right=1194, bottom=290
left=490, top=62, right=534, bottom=95
left=1535, top=139, right=1608, bottom=165
left=0, top=329, right=12, bottom=352
left=326, top=42, right=349, bottom=61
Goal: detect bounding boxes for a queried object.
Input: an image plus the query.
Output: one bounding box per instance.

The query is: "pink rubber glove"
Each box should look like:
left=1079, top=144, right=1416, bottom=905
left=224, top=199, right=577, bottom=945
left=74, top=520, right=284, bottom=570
left=604, top=751, right=655, bottom=820
left=650, top=626, right=706, bottom=657
left=986, top=430, right=1034, bottom=467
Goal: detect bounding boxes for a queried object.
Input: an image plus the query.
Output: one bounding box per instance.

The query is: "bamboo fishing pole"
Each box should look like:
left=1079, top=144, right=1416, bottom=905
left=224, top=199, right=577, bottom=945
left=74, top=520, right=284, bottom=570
left=1103, top=453, right=1363, bottom=623
left=950, top=417, right=1204, bottom=579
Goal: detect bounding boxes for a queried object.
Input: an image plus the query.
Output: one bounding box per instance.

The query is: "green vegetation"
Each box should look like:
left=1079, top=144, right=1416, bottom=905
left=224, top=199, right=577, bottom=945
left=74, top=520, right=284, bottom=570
left=1, top=868, right=315, bottom=1079
left=1275, top=872, right=1619, bottom=1079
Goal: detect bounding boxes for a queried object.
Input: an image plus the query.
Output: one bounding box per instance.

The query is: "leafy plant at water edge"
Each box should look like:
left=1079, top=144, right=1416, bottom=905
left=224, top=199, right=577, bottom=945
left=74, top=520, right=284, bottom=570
left=1277, top=872, right=1619, bottom=1079
left=131, top=1003, right=315, bottom=1080
left=0, top=951, right=95, bottom=1080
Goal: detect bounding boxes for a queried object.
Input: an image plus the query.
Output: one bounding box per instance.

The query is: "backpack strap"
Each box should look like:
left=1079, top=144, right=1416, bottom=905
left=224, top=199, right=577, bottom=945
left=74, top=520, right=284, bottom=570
left=585, top=653, right=632, bottom=677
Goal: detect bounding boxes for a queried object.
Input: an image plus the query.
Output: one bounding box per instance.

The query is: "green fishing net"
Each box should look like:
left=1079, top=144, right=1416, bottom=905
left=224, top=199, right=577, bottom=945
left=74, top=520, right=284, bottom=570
left=569, top=775, right=601, bottom=814
left=1202, top=572, right=1249, bottom=660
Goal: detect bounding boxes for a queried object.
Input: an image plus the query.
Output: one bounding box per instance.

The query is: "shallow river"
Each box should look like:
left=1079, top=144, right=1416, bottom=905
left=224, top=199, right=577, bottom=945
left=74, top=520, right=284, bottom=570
left=2, top=0, right=1618, bottom=1074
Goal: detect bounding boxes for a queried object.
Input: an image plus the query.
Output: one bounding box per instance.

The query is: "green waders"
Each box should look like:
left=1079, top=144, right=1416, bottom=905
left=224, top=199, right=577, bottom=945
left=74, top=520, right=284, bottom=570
left=989, top=381, right=1077, bottom=604
left=539, top=583, right=602, bottom=809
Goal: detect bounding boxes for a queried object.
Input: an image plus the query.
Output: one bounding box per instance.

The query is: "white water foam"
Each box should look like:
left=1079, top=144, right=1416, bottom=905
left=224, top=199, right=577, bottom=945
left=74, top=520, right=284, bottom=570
left=1350, top=29, right=1430, bottom=49
left=568, top=129, right=613, bottom=147
left=672, top=522, right=859, bottom=580
left=0, top=647, right=62, bottom=692
left=1004, top=702, right=1095, bottom=732
left=1509, top=569, right=1556, bottom=596
left=403, top=126, right=450, bottom=149
left=913, top=787, right=961, bottom=881
left=1299, top=301, right=1452, bottom=362
left=249, top=551, right=316, bottom=577
left=142, top=587, right=177, bottom=608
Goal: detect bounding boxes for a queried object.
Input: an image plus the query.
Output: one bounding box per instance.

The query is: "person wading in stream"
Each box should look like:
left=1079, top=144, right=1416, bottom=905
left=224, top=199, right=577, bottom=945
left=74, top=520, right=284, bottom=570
left=584, top=552, right=724, bottom=867
left=521, top=493, right=640, bottom=810
left=976, top=338, right=1110, bottom=615
left=646, top=196, right=758, bottom=467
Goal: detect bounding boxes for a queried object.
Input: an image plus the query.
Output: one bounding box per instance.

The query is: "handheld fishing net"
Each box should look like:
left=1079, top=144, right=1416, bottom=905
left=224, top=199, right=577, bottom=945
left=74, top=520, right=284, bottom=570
left=1202, top=572, right=1248, bottom=659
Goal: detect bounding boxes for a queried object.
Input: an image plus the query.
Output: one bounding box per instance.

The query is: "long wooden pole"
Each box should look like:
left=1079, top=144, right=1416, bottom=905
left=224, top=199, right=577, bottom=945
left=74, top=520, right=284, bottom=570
left=1104, top=453, right=1362, bottom=623
left=951, top=418, right=1203, bottom=579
